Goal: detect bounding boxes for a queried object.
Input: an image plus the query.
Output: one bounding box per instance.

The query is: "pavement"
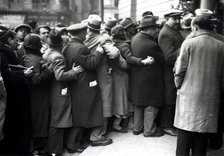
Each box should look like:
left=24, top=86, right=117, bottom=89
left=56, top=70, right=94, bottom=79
left=62, top=130, right=224, bottom=156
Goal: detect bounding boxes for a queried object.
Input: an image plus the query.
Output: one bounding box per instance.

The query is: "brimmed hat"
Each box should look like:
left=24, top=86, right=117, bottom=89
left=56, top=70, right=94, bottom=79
left=120, top=18, right=134, bottom=29
left=66, top=23, right=87, bottom=32
left=142, top=11, right=159, bottom=20
left=46, top=29, right=65, bottom=46
left=181, top=13, right=194, bottom=29
left=164, top=9, right=183, bottom=18
left=105, top=17, right=117, bottom=30
left=137, top=15, right=159, bottom=29
left=14, top=24, right=32, bottom=33
left=0, top=24, right=15, bottom=39
left=87, top=14, right=102, bottom=31
left=195, top=8, right=213, bottom=16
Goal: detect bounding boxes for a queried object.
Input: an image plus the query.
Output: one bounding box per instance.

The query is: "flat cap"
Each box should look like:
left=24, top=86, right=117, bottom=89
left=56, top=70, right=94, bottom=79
left=14, top=24, right=32, bottom=33
left=164, top=9, right=183, bottom=18
left=66, top=23, right=87, bottom=32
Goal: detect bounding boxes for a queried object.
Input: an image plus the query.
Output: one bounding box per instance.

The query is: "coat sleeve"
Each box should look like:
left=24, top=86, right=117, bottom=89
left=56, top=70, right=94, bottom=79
left=121, top=44, right=142, bottom=65
left=159, top=34, right=180, bottom=66
left=52, top=57, right=77, bottom=81
left=174, top=40, right=190, bottom=89
left=75, top=46, right=103, bottom=70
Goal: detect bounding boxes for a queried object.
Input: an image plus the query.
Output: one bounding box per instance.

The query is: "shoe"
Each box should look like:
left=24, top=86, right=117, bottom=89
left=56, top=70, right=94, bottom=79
left=162, top=128, right=178, bottom=136
left=91, top=138, right=113, bottom=146
left=133, top=130, right=143, bottom=135
left=112, top=127, right=128, bottom=133
left=144, top=129, right=164, bottom=137
left=67, top=147, right=84, bottom=153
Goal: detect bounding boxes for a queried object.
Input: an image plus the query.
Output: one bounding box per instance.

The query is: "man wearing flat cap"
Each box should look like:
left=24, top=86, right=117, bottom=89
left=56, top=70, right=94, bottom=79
left=14, top=24, right=32, bottom=50
left=174, top=15, right=224, bottom=156
left=63, top=21, right=113, bottom=150
left=131, top=15, right=165, bottom=137
left=158, top=9, right=184, bottom=136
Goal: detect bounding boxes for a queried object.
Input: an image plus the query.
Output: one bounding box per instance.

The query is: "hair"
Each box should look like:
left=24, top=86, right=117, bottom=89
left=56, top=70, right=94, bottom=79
left=88, top=27, right=100, bottom=34
left=192, top=15, right=214, bottom=31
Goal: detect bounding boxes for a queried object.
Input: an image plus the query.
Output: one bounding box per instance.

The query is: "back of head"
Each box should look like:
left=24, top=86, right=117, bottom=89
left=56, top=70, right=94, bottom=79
left=0, top=24, right=16, bottom=44
left=24, top=33, right=42, bottom=51
left=192, top=15, right=214, bottom=31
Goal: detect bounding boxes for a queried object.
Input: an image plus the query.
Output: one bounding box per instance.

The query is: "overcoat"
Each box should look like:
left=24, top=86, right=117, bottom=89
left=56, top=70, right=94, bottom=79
left=43, top=49, right=77, bottom=128
left=84, top=32, right=114, bottom=117
left=131, top=32, right=165, bottom=106
left=0, top=43, right=31, bottom=153
left=0, top=72, right=6, bottom=141
left=23, top=51, right=52, bottom=138
left=111, top=39, right=133, bottom=116
left=63, top=37, right=104, bottom=128
left=174, top=32, right=224, bottom=133
left=158, top=24, right=184, bottom=105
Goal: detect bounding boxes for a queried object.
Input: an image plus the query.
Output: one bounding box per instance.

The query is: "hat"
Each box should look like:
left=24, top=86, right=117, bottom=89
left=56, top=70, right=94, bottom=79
left=105, top=17, right=117, bottom=30
left=195, top=8, right=213, bottom=16
left=47, top=29, right=65, bottom=46
left=14, top=24, right=32, bottom=33
left=164, top=9, right=183, bottom=18
left=137, top=15, right=159, bottom=29
left=111, top=24, right=125, bottom=37
left=23, top=33, right=42, bottom=51
left=0, top=24, right=15, bottom=39
left=181, top=13, right=194, bottom=29
left=66, top=23, right=87, bottom=32
left=142, top=11, right=159, bottom=20
left=87, top=14, right=102, bottom=31
left=120, top=18, right=134, bottom=29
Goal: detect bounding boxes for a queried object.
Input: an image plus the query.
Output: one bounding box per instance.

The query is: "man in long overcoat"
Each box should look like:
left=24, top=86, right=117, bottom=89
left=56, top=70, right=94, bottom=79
left=174, top=15, right=224, bottom=156
left=63, top=22, right=113, bottom=149
left=131, top=15, right=165, bottom=137
left=158, top=10, right=184, bottom=136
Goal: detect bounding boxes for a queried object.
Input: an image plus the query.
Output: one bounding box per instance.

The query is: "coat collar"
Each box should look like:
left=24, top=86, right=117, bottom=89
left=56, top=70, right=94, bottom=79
left=164, top=24, right=184, bottom=42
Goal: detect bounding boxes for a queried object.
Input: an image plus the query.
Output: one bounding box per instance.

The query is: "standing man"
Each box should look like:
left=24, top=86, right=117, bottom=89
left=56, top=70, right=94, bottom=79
left=120, top=18, right=138, bottom=43
left=174, top=15, right=224, bottom=156
left=63, top=22, right=112, bottom=150
left=131, top=15, right=165, bottom=137
left=158, top=9, right=184, bottom=136
left=84, top=15, right=119, bottom=145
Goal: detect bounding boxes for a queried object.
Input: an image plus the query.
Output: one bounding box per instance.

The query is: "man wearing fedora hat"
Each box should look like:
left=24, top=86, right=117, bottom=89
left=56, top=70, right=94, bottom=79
left=131, top=15, right=165, bottom=137
left=43, top=29, right=84, bottom=155
left=120, top=17, right=138, bottom=43
left=158, top=9, right=184, bottom=136
left=63, top=21, right=114, bottom=149
left=84, top=14, right=120, bottom=145
left=104, top=17, right=117, bottom=35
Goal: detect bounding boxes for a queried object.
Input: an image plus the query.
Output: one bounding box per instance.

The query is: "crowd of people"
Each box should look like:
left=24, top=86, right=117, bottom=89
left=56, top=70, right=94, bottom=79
left=0, top=7, right=223, bottom=156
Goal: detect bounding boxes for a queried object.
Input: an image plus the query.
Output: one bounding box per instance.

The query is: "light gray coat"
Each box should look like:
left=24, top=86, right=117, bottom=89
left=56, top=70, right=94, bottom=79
left=174, top=32, right=224, bottom=133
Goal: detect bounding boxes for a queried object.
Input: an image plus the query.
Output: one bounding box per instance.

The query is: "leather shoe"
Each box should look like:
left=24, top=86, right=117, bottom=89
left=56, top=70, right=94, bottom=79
left=162, top=128, right=178, bottom=136
left=112, top=127, right=128, bottom=133
left=91, top=138, right=113, bottom=146
left=67, top=147, right=84, bottom=153
left=144, top=128, right=164, bottom=137
left=133, top=130, right=143, bottom=135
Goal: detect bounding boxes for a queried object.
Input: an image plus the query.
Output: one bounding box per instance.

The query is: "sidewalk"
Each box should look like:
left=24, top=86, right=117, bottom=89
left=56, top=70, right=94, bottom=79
left=63, top=131, right=224, bottom=156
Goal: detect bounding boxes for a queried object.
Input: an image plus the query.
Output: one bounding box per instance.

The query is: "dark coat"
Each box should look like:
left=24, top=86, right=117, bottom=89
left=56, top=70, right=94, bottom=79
left=131, top=32, right=165, bottom=106
left=111, top=39, right=133, bottom=116
left=63, top=37, right=104, bottom=128
left=84, top=33, right=114, bottom=117
left=158, top=24, right=184, bottom=105
left=43, top=49, right=77, bottom=128
left=23, top=51, right=52, bottom=138
left=0, top=43, right=31, bottom=154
